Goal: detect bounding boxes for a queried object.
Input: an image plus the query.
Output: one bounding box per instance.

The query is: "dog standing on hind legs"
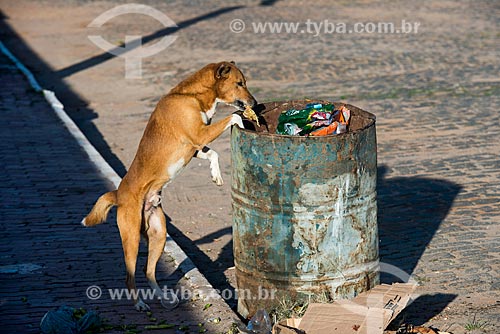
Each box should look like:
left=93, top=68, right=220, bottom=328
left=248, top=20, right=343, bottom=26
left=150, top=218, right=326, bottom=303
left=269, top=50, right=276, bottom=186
left=82, top=61, right=257, bottom=311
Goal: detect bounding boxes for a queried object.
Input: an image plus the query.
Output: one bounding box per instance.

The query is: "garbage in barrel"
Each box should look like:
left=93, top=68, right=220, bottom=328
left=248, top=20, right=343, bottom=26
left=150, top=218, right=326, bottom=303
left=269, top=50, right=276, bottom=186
left=231, top=100, right=379, bottom=318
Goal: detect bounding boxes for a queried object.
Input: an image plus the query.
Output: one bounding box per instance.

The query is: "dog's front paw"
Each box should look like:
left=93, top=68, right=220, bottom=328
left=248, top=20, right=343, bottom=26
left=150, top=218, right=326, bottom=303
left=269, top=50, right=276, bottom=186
left=212, top=173, right=224, bottom=186
left=230, top=114, right=244, bottom=129
left=208, top=150, right=223, bottom=186
left=134, top=299, right=150, bottom=312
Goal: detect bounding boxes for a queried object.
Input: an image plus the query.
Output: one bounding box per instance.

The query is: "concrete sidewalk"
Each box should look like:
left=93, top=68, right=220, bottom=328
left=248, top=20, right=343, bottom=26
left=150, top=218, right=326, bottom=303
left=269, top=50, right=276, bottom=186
left=0, top=52, right=237, bottom=333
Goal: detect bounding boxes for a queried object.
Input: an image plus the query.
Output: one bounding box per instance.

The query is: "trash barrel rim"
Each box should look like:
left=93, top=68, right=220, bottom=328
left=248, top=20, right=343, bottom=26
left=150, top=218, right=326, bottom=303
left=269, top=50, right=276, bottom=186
left=235, top=100, right=376, bottom=139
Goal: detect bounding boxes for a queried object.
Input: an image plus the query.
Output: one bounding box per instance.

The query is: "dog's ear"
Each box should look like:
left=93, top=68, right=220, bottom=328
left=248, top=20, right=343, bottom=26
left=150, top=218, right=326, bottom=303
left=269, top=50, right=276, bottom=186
left=215, top=62, right=232, bottom=79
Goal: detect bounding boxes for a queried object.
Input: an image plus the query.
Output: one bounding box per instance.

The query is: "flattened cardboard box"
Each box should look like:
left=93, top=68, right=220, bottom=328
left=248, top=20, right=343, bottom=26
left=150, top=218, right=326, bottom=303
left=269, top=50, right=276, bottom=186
left=273, top=318, right=304, bottom=334
left=272, top=283, right=417, bottom=334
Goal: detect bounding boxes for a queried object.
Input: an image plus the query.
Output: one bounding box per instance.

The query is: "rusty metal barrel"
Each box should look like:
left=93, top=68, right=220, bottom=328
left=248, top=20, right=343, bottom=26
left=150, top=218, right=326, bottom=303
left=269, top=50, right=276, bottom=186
left=231, top=101, right=379, bottom=318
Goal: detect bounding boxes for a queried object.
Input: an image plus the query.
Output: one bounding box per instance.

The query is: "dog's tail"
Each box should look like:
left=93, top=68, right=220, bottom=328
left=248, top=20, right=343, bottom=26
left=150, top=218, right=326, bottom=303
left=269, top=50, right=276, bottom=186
left=81, top=191, right=117, bottom=227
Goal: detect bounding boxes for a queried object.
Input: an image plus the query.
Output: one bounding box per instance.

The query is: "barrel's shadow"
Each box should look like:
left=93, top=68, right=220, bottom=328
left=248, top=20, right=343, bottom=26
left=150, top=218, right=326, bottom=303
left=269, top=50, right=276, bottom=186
left=377, top=165, right=462, bottom=282
left=391, top=293, right=457, bottom=328
left=377, top=164, right=461, bottom=324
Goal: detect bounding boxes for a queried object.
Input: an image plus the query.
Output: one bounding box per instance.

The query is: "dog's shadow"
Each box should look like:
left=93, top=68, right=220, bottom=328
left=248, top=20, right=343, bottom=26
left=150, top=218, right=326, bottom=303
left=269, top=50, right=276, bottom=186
left=164, top=216, right=238, bottom=307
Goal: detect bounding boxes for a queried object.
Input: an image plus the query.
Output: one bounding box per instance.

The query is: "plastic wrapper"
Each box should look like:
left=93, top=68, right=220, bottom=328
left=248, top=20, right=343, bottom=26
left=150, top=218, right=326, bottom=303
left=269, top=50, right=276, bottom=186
left=276, top=103, right=350, bottom=136
left=40, top=306, right=101, bottom=334
left=246, top=309, right=272, bottom=334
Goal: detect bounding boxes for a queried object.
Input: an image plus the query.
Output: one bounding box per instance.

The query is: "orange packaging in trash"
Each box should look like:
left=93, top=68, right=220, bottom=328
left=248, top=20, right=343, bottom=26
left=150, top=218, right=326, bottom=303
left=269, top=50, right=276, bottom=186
left=309, top=122, right=338, bottom=136
left=309, top=105, right=350, bottom=137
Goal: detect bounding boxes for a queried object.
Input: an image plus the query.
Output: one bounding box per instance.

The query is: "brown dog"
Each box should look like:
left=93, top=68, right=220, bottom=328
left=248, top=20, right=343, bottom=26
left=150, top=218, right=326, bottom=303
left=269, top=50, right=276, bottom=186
left=82, top=61, right=257, bottom=311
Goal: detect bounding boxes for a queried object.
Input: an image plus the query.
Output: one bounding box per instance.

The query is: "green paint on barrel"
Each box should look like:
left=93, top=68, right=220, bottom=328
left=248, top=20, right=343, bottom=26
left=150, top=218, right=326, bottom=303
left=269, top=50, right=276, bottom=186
left=231, top=101, right=379, bottom=318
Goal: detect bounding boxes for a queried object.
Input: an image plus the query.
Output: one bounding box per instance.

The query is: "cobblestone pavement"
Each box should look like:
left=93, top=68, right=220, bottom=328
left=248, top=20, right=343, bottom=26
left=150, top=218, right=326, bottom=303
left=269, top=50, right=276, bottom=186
left=0, top=0, right=499, bottom=332
left=0, top=53, right=237, bottom=333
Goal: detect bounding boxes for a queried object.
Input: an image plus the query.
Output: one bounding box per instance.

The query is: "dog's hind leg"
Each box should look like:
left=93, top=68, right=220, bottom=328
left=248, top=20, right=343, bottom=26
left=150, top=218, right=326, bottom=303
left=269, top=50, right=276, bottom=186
left=117, top=203, right=149, bottom=311
left=194, top=146, right=223, bottom=186
left=144, top=194, right=179, bottom=310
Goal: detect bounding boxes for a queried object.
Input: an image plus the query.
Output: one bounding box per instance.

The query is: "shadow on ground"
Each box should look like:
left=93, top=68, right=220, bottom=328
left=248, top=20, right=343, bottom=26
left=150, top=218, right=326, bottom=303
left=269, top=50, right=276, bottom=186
left=56, top=5, right=245, bottom=78
left=0, top=10, right=127, bottom=176
left=377, top=165, right=462, bottom=282
left=391, top=293, right=457, bottom=328
left=165, top=217, right=238, bottom=307
left=56, top=1, right=282, bottom=79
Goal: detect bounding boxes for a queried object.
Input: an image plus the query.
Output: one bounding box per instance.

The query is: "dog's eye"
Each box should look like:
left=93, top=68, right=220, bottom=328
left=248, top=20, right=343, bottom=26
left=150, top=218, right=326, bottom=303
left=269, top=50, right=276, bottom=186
left=237, top=81, right=244, bottom=87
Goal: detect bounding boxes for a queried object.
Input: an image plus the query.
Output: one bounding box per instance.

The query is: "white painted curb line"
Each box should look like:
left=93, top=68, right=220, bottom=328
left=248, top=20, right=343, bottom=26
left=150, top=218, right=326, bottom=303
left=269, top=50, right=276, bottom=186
left=0, top=40, right=231, bottom=307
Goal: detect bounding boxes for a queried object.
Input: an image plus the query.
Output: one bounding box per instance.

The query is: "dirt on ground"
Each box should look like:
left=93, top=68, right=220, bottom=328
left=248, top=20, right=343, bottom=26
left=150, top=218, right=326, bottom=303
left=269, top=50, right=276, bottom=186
left=0, top=0, right=498, bottom=333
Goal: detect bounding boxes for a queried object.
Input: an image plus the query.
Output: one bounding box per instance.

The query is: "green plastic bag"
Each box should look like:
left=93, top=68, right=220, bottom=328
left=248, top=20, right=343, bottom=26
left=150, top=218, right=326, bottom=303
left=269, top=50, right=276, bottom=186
left=276, top=103, right=335, bottom=135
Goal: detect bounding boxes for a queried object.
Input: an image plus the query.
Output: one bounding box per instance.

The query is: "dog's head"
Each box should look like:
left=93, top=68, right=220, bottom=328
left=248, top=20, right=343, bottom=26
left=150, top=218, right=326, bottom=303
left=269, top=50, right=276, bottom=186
left=213, top=61, right=257, bottom=111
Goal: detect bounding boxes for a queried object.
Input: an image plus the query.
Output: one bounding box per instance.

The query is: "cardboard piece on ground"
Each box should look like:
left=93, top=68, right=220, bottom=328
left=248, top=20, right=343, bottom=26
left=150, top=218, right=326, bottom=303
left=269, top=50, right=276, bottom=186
left=272, top=318, right=305, bottom=334
left=299, top=283, right=417, bottom=334
left=272, top=283, right=417, bottom=334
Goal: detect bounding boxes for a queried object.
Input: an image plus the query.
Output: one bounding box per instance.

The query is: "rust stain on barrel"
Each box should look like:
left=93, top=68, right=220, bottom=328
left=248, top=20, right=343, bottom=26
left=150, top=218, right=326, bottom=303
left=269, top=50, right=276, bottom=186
left=231, top=101, right=379, bottom=318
